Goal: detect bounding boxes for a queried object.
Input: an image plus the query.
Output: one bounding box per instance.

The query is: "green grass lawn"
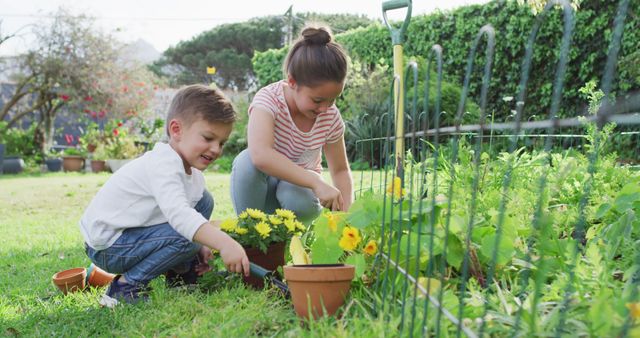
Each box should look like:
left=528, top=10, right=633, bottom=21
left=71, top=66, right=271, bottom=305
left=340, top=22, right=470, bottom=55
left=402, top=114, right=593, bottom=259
left=0, top=172, right=392, bottom=337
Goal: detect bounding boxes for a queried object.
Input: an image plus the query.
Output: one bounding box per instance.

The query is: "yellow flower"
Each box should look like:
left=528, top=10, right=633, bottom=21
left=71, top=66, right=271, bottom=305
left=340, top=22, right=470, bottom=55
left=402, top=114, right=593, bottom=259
left=246, top=208, right=267, bottom=220
left=269, top=215, right=283, bottom=225
left=363, top=240, right=378, bottom=255
left=327, top=213, right=337, bottom=232
left=235, top=227, right=248, bottom=235
left=386, top=176, right=406, bottom=199
left=295, top=220, right=306, bottom=231
left=284, top=218, right=297, bottom=232
left=275, top=208, right=296, bottom=219
left=239, top=211, right=249, bottom=219
left=339, top=226, right=361, bottom=251
left=254, top=221, right=272, bottom=238
left=627, top=302, right=640, bottom=320
left=219, top=218, right=238, bottom=232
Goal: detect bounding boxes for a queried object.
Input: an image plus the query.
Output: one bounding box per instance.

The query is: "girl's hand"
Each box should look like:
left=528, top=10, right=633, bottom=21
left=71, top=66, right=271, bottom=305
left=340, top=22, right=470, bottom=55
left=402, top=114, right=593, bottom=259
left=312, top=180, right=344, bottom=211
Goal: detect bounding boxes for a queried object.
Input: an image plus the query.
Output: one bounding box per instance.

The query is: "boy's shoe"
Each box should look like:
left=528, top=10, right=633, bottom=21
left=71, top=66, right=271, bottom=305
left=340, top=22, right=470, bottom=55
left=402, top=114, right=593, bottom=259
left=99, top=275, right=150, bottom=308
left=164, top=258, right=199, bottom=288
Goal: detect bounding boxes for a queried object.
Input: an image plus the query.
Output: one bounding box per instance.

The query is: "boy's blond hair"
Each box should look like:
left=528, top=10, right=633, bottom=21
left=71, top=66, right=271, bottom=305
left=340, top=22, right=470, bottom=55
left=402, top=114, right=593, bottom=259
left=166, top=84, right=237, bottom=136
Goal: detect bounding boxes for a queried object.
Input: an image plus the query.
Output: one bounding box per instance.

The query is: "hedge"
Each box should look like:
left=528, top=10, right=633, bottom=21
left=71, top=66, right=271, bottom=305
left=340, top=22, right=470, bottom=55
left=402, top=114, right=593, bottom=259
left=253, top=0, right=639, bottom=122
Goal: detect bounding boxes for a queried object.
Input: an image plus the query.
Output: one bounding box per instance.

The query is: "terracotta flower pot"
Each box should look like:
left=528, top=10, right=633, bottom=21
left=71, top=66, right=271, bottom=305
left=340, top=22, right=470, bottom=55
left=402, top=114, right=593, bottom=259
left=283, top=264, right=355, bottom=319
left=52, top=267, right=86, bottom=295
left=243, top=241, right=286, bottom=289
left=86, top=263, right=115, bottom=287
left=90, top=159, right=106, bottom=173
left=62, top=156, right=85, bottom=172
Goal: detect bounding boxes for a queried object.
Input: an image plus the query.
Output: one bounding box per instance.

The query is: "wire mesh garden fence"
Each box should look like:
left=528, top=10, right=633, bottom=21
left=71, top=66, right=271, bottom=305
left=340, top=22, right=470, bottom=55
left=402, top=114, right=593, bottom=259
left=353, top=0, right=639, bottom=336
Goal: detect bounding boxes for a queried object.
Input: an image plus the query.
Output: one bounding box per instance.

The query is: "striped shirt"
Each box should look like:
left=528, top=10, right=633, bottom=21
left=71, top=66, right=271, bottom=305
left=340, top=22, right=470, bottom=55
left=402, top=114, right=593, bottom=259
left=248, top=81, right=345, bottom=173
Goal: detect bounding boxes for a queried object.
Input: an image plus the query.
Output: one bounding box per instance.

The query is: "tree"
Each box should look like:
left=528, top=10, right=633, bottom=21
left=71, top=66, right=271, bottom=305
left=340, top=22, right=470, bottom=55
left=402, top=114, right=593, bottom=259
left=0, top=8, right=163, bottom=154
left=153, top=13, right=375, bottom=91
left=153, top=16, right=285, bottom=90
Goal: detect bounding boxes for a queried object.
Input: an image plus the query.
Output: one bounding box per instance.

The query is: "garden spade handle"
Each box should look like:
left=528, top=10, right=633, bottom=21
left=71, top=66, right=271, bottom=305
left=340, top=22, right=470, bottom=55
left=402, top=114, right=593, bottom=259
left=382, top=0, right=412, bottom=45
left=382, top=0, right=412, bottom=180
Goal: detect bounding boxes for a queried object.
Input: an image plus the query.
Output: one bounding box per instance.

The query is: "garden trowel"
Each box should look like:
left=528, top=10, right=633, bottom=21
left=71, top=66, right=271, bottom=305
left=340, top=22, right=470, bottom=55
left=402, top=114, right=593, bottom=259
left=249, top=262, right=290, bottom=299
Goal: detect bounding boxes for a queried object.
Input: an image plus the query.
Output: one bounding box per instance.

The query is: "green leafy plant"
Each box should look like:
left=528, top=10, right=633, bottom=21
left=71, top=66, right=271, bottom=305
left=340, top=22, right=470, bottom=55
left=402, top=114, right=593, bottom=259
left=79, top=122, right=105, bottom=152
left=62, top=147, right=86, bottom=157
left=218, top=208, right=306, bottom=253
left=91, top=143, right=108, bottom=161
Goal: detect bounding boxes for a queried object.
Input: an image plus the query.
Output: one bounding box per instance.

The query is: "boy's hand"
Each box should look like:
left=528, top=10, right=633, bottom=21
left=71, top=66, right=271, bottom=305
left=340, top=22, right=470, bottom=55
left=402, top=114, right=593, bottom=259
left=218, top=238, right=250, bottom=276
left=193, top=222, right=250, bottom=276
left=195, top=246, right=213, bottom=276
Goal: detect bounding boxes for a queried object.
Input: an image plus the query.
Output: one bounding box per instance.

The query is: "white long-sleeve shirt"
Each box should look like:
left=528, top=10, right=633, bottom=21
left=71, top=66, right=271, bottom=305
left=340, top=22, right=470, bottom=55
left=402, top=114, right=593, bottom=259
left=80, top=142, right=208, bottom=250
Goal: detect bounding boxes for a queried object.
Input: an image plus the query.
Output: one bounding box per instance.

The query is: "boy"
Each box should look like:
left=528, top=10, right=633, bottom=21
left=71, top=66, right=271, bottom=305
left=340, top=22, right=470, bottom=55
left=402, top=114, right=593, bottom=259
left=79, top=84, right=249, bottom=308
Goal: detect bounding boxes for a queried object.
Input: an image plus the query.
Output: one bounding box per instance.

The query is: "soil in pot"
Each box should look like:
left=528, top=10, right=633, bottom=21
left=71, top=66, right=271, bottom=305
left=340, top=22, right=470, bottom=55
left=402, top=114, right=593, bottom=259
left=283, top=264, right=355, bottom=319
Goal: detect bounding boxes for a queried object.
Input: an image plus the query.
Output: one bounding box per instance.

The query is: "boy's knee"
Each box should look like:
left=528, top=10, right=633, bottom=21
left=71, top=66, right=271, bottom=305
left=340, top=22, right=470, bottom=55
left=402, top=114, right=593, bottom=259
left=176, top=237, right=200, bottom=256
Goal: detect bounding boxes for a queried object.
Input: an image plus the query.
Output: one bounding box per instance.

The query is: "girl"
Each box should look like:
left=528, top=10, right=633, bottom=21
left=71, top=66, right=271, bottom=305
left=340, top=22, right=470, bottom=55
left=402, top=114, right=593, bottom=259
left=230, top=25, right=353, bottom=223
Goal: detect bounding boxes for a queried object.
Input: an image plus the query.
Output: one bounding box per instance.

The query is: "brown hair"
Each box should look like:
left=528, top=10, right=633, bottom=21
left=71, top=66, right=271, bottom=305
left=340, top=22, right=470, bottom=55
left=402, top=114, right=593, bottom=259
left=165, top=84, right=237, bottom=136
left=283, top=26, right=348, bottom=87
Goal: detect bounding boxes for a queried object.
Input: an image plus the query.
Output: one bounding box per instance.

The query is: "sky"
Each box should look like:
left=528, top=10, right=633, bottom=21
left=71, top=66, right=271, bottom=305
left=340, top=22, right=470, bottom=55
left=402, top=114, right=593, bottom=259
left=0, top=0, right=489, bottom=56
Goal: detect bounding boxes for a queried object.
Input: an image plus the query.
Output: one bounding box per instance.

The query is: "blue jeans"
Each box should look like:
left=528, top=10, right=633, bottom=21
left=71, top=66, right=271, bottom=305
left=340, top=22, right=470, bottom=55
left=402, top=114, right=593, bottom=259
left=85, top=190, right=214, bottom=286
left=230, top=149, right=322, bottom=224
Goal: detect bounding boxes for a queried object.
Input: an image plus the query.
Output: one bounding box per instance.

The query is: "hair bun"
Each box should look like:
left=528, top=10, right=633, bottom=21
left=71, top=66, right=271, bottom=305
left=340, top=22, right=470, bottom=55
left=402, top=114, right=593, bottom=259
left=301, top=27, right=332, bottom=45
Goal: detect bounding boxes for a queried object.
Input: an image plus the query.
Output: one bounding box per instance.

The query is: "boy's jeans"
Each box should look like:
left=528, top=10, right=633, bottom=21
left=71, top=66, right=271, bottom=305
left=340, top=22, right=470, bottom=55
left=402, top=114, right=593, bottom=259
left=85, top=190, right=214, bottom=286
left=230, top=149, right=322, bottom=224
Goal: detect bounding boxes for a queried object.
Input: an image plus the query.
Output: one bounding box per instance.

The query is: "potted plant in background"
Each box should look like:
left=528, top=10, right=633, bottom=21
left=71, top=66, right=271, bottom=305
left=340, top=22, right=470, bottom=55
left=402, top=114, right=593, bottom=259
left=79, top=122, right=104, bottom=154
left=61, top=147, right=86, bottom=172
left=135, top=117, right=165, bottom=152
left=44, top=149, right=63, bottom=172
left=284, top=211, right=379, bottom=319
left=218, top=208, right=306, bottom=289
left=104, top=120, right=144, bottom=173
left=90, top=144, right=107, bottom=173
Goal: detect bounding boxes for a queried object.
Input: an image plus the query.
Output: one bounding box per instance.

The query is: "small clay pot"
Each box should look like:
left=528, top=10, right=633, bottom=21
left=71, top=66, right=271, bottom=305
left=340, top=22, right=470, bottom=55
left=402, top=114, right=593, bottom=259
left=283, top=264, right=355, bottom=319
left=86, top=264, right=115, bottom=287
left=90, top=160, right=106, bottom=173
left=62, top=156, right=85, bottom=172
left=52, top=267, right=86, bottom=295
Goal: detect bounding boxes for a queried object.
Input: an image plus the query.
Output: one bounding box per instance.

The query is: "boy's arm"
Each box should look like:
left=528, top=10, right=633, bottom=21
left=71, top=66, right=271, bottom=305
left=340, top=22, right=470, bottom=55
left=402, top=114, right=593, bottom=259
left=248, top=108, right=342, bottom=210
left=193, top=221, right=249, bottom=276
left=323, top=136, right=353, bottom=211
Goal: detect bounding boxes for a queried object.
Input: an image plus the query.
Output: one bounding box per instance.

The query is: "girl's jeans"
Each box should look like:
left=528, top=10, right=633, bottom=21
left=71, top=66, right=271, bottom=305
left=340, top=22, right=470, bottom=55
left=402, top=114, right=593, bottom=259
left=85, top=190, right=214, bottom=286
left=230, top=149, right=322, bottom=224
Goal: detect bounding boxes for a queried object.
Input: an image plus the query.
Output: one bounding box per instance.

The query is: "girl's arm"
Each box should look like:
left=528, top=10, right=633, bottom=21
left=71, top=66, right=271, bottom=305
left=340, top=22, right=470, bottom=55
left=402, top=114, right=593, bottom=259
left=248, top=108, right=343, bottom=210
left=323, top=136, right=353, bottom=211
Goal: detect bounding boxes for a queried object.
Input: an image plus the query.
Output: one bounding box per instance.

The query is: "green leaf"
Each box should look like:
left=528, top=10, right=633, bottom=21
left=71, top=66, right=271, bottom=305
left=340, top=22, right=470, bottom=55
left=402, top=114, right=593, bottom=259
left=614, top=192, right=640, bottom=213
left=480, top=233, right=515, bottom=266
left=595, top=202, right=612, bottom=219
left=310, top=237, right=343, bottom=264
left=613, top=182, right=640, bottom=212
left=445, top=236, right=464, bottom=269
left=345, top=254, right=366, bottom=280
